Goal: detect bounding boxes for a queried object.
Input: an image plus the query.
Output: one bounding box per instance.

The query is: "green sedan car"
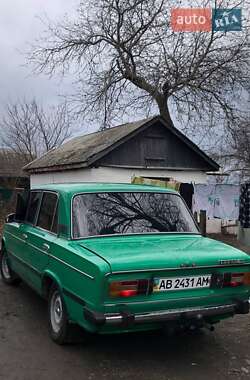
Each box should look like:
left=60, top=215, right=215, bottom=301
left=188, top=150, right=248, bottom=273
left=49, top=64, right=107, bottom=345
left=1, top=183, right=250, bottom=344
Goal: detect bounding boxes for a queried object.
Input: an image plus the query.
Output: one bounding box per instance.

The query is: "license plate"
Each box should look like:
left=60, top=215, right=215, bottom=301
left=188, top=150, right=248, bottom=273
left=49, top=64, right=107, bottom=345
left=153, top=275, right=212, bottom=292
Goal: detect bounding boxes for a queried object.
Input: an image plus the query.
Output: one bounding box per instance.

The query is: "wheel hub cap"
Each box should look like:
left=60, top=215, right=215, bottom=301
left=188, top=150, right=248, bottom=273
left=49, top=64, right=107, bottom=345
left=50, top=291, right=63, bottom=334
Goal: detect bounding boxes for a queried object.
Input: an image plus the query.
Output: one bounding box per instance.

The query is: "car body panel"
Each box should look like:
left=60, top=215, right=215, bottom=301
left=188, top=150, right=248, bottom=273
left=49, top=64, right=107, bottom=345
left=22, top=224, right=55, bottom=292
left=4, top=223, right=32, bottom=282
left=78, top=234, right=249, bottom=272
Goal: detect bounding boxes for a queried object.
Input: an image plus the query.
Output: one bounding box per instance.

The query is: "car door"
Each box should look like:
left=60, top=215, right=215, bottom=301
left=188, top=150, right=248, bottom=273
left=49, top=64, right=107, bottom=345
left=6, top=191, right=42, bottom=282
left=23, top=191, right=58, bottom=292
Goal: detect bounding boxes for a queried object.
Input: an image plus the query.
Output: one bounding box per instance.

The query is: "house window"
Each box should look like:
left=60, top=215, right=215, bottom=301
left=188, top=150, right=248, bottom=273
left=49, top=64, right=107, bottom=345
left=144, top=135, right=167, bottom=166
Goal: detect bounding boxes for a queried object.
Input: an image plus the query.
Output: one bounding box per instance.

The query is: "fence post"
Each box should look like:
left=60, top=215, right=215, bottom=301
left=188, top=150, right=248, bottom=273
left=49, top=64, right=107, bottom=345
left=200, top=210, right=207, bottom=236
left=193, top=211, right=198, bottom=224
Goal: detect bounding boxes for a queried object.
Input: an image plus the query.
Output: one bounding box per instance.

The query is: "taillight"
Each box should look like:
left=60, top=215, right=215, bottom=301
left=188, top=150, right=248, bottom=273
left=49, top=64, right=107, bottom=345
left=223, top=273, right=245, bottom=287
left=109, top=279, right=149, bottom=297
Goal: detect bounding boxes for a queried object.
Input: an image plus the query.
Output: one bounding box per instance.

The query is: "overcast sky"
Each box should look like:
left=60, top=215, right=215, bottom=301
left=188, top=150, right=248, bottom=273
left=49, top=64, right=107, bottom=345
left=0, top=1, right=249, bottom=143
left=0, top=0, right=79, bottom=110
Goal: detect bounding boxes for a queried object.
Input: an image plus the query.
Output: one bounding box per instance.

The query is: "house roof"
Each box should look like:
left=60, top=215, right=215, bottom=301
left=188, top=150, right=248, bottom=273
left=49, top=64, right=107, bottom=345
left=24, top=116, right=219, bottom=174
left=0, top=149, right=28, bottom=178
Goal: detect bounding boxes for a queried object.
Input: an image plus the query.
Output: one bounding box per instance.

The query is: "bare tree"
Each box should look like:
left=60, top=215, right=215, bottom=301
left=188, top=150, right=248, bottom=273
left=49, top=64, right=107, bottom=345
left=206, top=100, right=250, bottom=181
left=28, top=0, right=250, bottom=128
left=222, top=119, right=250, bottom=180
left=1, top=100, right=73, bottom=162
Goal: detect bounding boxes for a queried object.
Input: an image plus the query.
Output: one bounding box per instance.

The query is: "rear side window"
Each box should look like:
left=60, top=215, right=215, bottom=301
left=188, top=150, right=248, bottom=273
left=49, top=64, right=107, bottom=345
left=26, top=192, right=42, bottom=224
left=51, top=204, right=58, bottom=234
left=37, top=192, right=58, bottom=233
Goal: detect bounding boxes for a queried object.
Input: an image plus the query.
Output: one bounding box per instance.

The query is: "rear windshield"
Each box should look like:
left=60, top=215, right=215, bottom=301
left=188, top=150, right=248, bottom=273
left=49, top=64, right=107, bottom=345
left=72, top=192, right=199, bottom=238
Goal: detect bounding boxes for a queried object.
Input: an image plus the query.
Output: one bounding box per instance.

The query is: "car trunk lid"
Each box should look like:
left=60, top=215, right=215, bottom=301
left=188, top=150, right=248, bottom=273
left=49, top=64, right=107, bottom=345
left=78, top=234, right=249, bottom=273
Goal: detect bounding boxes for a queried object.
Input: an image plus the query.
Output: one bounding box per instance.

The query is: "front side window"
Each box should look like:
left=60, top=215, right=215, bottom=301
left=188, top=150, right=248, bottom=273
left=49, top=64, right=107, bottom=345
left=72, top=192, right=199, bottom=238
left=26, top=192, right=42, bottom=224
left=37, top=192, right=58, bottom=232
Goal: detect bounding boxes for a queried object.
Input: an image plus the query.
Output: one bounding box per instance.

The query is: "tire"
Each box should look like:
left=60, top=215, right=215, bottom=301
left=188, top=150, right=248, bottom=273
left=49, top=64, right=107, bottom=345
left=48, top=284, right=92, bottom=345
left=0, top=249, right=21, bottom=286
left=48, top=284, right=72, bottom=344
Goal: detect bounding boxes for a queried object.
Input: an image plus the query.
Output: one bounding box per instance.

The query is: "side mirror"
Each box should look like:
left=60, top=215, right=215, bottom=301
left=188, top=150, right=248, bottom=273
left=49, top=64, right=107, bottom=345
left=5, top=213, right=16, bottom=224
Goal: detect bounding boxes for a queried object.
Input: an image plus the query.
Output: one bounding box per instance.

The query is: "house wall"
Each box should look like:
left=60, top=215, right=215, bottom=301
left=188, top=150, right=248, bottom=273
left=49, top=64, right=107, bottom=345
left=98, top=122, right=213, bottom=170
left=30, top=166, right=207, bottom=188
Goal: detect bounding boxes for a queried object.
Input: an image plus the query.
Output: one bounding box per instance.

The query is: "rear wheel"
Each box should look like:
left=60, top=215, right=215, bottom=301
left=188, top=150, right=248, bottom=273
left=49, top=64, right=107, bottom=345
left=48, top=285, right=71, bottom=344
left=48, top=284, right=92, bottom=345
left=0, top=249, right=21, bottom=286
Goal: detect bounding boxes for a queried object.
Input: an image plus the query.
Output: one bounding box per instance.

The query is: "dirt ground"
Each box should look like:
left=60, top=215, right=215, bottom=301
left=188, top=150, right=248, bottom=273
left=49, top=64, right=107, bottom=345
left=0, top=234, right=250, bottom=380
left=208, top=234, right=250, bottom=255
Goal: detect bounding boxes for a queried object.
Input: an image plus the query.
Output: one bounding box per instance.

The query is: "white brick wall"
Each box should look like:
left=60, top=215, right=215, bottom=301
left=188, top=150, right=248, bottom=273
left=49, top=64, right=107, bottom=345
left=30, top=166, right=207, bottom=187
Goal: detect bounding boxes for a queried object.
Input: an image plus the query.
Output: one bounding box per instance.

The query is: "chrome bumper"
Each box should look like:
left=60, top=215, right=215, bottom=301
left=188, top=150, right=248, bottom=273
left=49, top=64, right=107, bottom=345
left=83, top=300, right=249, bottom=327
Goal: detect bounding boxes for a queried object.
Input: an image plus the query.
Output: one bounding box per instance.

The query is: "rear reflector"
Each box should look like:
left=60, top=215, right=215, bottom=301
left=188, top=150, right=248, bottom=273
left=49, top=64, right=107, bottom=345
left=109, top=280, right=149, bottom=297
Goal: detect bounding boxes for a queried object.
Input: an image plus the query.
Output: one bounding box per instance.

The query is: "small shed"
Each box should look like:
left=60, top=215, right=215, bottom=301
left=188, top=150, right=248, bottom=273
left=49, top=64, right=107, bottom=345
left=24, top=116, right=219, bottom=187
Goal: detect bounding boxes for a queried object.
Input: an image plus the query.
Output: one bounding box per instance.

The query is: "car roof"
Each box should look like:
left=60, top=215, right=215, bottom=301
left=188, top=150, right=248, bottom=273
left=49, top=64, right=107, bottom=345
left=32, top=182, right=178, bottom=196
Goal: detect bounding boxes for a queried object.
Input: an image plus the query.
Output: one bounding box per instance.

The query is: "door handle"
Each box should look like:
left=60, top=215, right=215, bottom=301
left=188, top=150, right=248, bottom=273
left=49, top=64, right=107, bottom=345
left=42, top=243, right=50, bottom=252
left=22, top=233, right=28, bottom=240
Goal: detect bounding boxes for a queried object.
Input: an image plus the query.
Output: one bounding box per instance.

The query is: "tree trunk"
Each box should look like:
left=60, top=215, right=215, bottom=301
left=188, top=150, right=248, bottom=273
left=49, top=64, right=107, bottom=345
left=156, top=96, right=174, bottom=127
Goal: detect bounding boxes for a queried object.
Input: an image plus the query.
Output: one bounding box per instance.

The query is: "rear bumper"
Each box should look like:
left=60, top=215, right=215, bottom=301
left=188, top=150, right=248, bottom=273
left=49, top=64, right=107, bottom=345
left=83, top=300, right=249, bottom=327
